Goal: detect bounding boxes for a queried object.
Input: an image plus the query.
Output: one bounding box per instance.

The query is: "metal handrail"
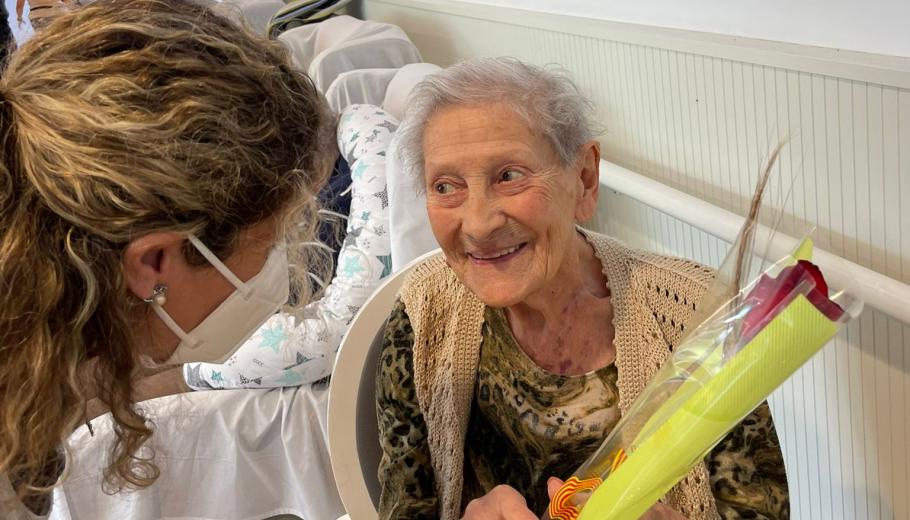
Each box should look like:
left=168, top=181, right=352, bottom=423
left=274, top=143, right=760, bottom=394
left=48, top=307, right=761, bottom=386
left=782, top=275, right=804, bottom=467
left=600, top=159, right=910, bottom=324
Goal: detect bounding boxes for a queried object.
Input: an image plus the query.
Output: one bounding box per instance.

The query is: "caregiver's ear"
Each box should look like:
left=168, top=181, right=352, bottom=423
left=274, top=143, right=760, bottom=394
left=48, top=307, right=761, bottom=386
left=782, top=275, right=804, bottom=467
left=122, top=232, right=189, bottom=301
left=573, top=139, right=600, bottom=223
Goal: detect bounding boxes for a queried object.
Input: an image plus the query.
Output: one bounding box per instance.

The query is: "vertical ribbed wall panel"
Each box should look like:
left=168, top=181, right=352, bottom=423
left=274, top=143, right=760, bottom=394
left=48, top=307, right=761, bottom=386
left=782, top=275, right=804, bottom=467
left=363, top=2, right=910, bottom=516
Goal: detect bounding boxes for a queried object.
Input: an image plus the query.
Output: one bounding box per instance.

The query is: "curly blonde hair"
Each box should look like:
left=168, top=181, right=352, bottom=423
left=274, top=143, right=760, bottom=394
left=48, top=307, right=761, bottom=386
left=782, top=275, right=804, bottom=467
left=0, top=0, right=333, bottom=502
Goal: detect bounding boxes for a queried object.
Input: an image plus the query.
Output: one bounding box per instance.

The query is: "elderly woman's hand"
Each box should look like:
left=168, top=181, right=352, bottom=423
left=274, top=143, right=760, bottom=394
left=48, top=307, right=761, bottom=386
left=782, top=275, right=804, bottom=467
left=461, top=479, right=687, bottom=520
left=461, top=478, right=564, bottom=520
left=461, top=485, right=539, bottom=520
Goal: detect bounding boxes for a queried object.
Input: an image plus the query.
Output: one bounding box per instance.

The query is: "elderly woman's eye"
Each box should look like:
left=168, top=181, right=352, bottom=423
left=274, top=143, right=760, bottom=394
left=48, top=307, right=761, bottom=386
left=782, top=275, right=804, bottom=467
left=500, top=169, right=525, bottom=182
left=434, top=182, right=455, bottom=194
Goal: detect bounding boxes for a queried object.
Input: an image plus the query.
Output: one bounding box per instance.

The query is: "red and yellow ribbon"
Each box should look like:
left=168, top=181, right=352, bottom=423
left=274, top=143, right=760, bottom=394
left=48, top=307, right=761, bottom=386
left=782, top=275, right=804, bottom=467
left=548, top=449, right=627, bottom=520
left=547, top=476, right=603, bottom=520
left=609, top=448, right=628, bottom=473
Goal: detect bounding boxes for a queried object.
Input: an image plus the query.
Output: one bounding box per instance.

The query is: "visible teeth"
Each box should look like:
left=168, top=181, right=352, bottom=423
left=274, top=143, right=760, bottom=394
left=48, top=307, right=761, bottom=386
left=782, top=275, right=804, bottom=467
left=473, top=244, right=521, bottom=259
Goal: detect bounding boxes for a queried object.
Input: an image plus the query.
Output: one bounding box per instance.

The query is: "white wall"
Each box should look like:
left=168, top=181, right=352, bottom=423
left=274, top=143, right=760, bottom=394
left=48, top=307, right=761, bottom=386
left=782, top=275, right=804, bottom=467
left=456, top=0, right=910, bottom=58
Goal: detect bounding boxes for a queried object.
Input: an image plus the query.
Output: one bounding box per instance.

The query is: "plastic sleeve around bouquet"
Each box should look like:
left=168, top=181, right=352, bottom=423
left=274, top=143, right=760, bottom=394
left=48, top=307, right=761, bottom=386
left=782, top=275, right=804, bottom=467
left=544, top=240, right=861, bottom=520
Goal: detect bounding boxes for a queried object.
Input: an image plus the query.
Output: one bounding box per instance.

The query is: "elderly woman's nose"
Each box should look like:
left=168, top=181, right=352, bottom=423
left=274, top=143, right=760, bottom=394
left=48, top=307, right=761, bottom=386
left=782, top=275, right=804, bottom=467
left=462, top=190, right=506, bottom=240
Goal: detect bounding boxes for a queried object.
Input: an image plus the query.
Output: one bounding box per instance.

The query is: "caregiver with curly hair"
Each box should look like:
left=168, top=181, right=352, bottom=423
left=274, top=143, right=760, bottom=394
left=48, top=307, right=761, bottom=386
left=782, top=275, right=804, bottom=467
left=0, top=1, right=333, bottom=516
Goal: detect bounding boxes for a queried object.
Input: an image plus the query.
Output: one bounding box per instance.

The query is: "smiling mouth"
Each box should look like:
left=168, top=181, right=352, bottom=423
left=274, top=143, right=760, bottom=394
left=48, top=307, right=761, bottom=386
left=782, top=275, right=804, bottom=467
left=467, top=242, right=528, bottom=264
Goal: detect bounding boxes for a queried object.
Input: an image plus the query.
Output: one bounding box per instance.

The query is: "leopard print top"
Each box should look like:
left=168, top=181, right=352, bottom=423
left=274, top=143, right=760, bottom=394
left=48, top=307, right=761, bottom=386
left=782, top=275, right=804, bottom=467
left=463, top=306, right=622, bottom=513
left=376, top=300, right=790, bottom=519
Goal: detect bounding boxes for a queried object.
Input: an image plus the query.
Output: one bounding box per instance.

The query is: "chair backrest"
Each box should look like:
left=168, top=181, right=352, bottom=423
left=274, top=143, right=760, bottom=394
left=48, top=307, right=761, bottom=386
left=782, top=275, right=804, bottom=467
left=325, top=68, right=398, bottom=113
left=308, top=36, right=421, bottom=93
left=277, top=16, right=415, bottom=80
left=328, top=249, right=441, bottom=520
left=276, top=14, right=366, bottom=70
left=381, top=62, right=442, bottom=121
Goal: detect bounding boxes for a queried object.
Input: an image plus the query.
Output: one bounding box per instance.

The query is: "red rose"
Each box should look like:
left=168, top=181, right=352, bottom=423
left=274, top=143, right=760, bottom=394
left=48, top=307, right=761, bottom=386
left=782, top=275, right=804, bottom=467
left=739, top=260, right=844, bottom=344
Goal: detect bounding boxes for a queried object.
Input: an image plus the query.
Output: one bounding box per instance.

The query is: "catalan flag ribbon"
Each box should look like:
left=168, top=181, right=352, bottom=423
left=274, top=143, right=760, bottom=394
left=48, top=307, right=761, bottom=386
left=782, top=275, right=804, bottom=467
left=548, top=476, right=603, bottom=520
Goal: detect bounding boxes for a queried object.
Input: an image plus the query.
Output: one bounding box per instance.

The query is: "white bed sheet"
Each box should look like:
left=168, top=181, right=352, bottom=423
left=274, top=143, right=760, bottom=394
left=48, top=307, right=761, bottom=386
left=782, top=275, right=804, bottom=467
left=48, top=385, right=343, bottom=520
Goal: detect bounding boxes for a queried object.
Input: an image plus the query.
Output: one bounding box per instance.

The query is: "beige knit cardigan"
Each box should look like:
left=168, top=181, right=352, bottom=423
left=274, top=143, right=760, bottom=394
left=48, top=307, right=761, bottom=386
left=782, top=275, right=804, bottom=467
left=398, top=229, right=720, bottom=520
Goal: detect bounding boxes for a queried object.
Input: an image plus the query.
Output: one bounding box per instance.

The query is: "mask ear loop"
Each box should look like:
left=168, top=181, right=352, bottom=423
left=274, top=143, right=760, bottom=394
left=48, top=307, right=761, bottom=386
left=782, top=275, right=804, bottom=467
left=143, top=284, right=202, bottom=350
left=148, top=296, right=203, bottom=350
left=186, top=234, right=254, bottom=299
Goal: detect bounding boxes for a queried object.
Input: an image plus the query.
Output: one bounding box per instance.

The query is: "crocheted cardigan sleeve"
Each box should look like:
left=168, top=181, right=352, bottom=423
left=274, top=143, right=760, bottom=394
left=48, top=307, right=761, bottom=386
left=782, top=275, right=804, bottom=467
left=375, top=298, right=439, bottom=520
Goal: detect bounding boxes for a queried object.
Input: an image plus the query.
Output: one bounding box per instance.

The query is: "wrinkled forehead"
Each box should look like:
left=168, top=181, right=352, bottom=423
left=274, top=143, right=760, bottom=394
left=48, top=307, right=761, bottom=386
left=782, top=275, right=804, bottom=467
left=421, top=102, right=559, bottom=174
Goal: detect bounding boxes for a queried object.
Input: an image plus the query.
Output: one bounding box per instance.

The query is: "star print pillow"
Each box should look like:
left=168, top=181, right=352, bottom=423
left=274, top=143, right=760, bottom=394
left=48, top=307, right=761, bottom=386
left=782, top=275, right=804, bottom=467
left=183, top=105, right=396, bottom=390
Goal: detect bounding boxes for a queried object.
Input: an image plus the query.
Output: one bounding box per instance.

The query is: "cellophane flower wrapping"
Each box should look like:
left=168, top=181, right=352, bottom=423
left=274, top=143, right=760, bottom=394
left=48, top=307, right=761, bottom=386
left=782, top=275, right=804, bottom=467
left=543, top=233, right=863, bottom=520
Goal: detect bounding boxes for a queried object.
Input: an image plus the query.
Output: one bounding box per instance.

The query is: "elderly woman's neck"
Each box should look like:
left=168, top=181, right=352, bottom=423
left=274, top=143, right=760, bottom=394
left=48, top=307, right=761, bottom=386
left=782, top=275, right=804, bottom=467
left=504, top=232, right=609, bottom=335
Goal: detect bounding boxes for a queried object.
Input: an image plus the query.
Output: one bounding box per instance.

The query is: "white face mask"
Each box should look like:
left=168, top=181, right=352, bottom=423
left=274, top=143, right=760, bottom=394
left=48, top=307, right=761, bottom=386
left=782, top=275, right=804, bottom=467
left=152, top=234, right=290, bottom=365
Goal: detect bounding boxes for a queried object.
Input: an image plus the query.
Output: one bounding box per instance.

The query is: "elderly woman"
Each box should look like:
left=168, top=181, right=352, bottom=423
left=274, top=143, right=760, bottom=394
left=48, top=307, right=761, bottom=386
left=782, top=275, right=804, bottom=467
left=0, top=0, right=332, bottom=516
left=376, top=57, right=789, bottom=520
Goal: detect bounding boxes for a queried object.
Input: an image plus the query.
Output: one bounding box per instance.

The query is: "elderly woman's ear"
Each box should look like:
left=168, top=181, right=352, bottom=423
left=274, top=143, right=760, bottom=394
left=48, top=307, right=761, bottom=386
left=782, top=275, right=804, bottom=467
left=573, top=139, right=601, bottom=223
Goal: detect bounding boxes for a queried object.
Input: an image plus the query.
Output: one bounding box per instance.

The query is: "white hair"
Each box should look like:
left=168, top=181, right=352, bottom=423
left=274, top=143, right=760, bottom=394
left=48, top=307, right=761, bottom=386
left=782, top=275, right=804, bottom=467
left=395, top=56, right=598, bottom=191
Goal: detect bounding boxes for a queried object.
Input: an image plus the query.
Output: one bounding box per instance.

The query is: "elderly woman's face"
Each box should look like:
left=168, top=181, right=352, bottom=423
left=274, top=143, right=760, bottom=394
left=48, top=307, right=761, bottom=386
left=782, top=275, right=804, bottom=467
left=422, top=102, right=592, bottom=307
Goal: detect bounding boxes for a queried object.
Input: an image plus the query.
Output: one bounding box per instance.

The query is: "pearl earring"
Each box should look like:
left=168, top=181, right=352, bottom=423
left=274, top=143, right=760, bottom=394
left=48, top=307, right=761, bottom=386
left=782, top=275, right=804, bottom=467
left=143, top=285, right=168, bottom=306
